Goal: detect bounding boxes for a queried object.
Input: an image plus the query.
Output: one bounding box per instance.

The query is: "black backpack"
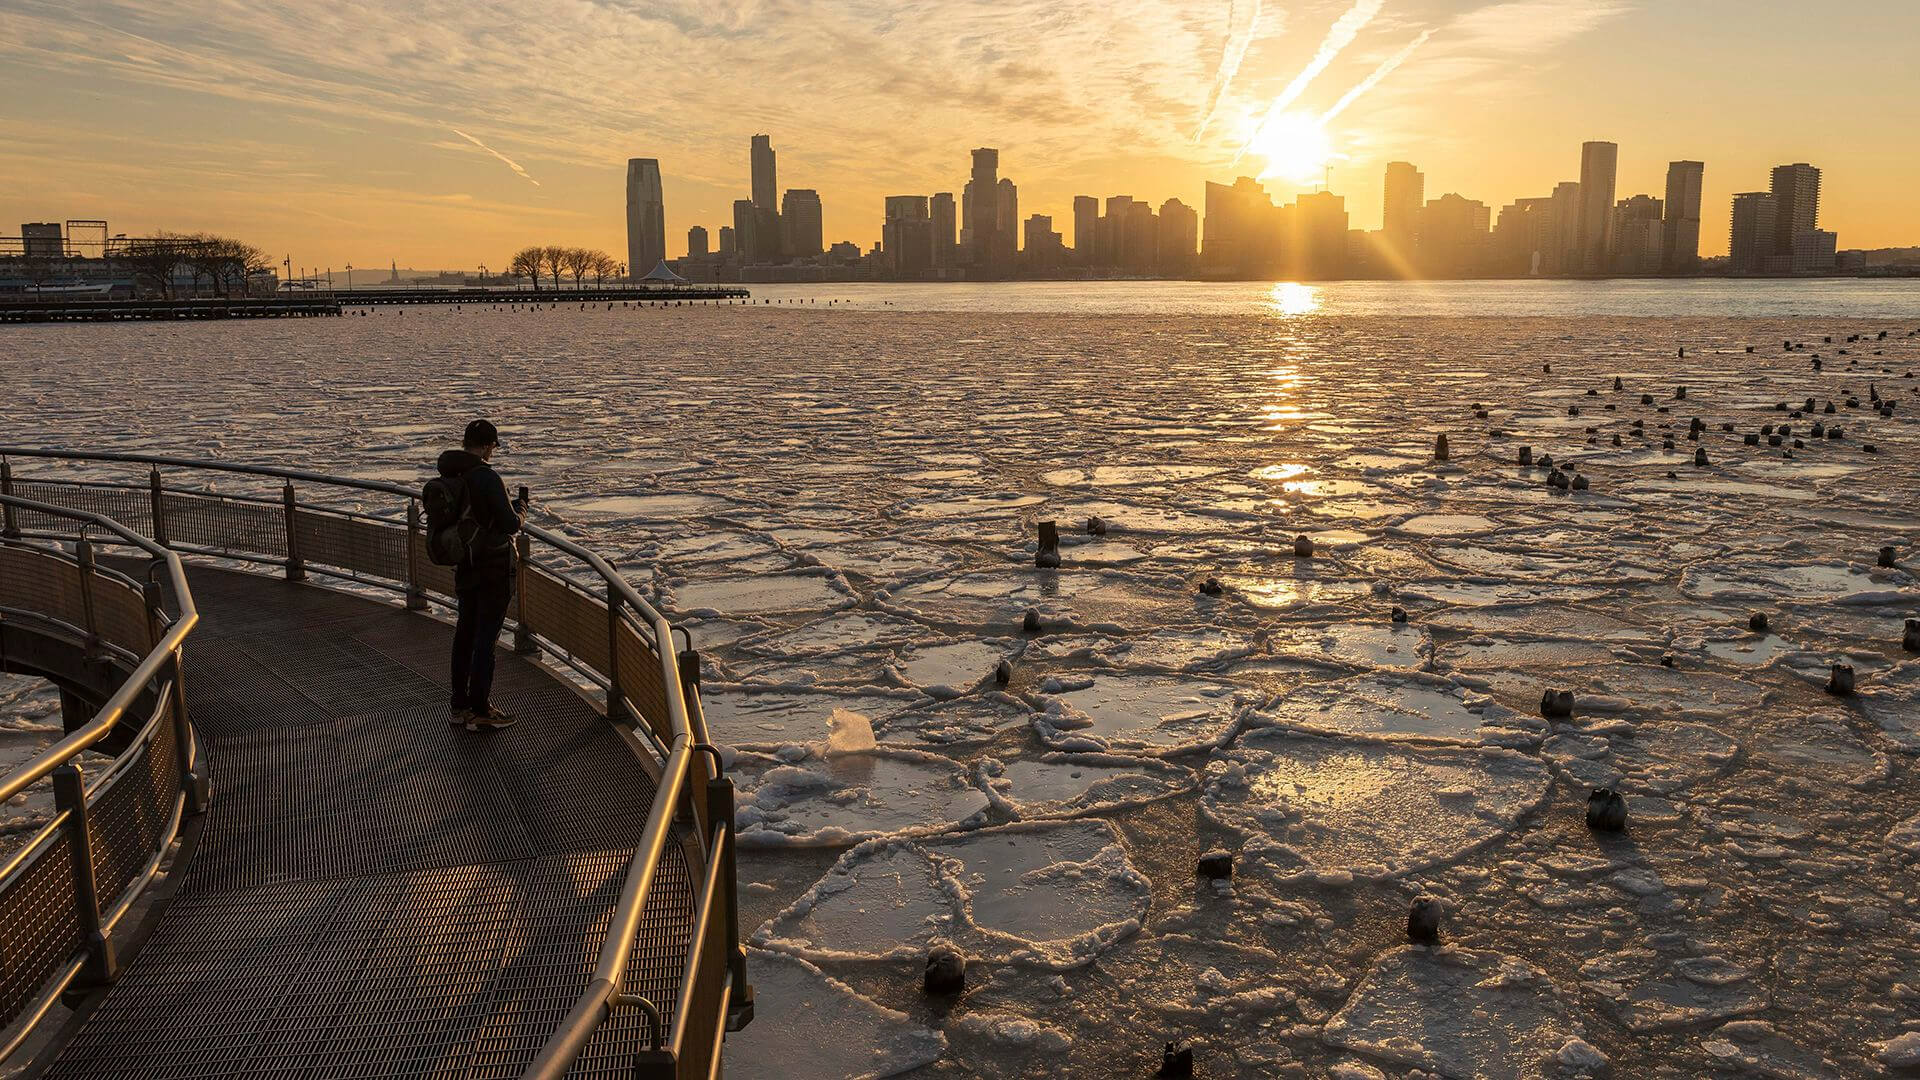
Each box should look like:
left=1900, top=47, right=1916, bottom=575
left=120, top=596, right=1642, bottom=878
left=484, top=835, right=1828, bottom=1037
left=423, top=473, right=479, bottom=566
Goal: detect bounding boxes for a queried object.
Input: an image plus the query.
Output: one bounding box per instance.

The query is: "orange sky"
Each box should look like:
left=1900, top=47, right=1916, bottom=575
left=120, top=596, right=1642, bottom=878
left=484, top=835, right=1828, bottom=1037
left=2, top=0, right=1916, bottom=270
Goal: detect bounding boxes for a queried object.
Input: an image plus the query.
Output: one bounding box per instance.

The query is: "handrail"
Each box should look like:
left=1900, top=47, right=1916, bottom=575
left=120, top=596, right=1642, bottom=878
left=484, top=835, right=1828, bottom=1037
left=0, top=449, right=745, bottom=1077
left=0, top=495, right=197, bottom=804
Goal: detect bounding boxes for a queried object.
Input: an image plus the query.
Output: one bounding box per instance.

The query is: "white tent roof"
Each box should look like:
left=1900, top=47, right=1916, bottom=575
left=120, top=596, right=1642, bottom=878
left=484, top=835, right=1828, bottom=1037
left=639, top=260, right=689, bottom=284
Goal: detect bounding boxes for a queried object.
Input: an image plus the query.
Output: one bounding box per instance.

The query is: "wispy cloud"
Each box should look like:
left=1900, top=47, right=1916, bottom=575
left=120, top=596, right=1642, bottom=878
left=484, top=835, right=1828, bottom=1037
left=1322, top=29, right=1433, bottom=122
left=1194, top=0, right=1266, bottom=139
left=448, top=128, right=540, bottom=187
left=1261, top=0, right=1386, bottom=121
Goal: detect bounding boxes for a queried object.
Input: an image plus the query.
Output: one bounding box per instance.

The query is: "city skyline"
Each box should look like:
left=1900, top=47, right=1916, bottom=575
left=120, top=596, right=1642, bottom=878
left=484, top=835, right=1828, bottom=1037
left=3, top=1, right=1918, bottom=267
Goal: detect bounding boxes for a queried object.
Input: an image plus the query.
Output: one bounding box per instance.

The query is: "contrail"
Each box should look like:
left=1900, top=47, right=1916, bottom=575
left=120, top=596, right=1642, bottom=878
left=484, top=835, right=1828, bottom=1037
left=1321, top=29, right=1433, bottom=122
left=450, top=128, right=542, bottom=187
left=1194, top=0, right=1264, bottom=139
left=1261, top=0, right=1384, bottom=119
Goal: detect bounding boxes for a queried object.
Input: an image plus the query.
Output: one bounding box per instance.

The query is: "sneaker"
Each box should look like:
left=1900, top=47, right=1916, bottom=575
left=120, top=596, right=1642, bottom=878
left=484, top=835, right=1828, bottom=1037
left=464, top=706, right=516, bottom=732
left=449, top=707, right=473, bottom=727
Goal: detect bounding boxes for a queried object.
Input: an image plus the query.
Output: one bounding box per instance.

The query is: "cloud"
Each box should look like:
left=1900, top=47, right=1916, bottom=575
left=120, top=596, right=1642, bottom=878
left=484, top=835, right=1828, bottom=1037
left=1262, top=0, right=1387, bottom=120
left=448, top=128, right=540, bottom=187
left=1194, top=0, right=1267, bottom=139
left=1322, top=29, right=1433, bottom=122
left=1448, top=0, right=1633, bottom=52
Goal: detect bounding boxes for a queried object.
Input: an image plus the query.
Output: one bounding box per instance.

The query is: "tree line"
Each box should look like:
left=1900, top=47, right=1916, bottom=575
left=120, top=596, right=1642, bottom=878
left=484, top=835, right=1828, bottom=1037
left=507, top=246, right=624, bottom=289
left=119, top=232, right=273, bottom=298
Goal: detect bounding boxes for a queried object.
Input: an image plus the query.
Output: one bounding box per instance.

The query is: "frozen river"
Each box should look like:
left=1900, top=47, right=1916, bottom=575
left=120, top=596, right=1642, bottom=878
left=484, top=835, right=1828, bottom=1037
left=4, top=282, right=1920, bottom=1077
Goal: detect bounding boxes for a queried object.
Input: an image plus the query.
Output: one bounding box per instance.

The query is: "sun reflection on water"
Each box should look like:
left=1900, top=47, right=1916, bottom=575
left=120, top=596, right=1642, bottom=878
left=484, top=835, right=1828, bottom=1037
left=1267, top=282, right=1321, bottom=317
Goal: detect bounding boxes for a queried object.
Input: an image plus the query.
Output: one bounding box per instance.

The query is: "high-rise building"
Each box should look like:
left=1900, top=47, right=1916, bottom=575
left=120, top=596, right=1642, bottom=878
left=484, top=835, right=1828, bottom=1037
left=1769, top=163, right=1820, bottom=257
left=882, top=195, right=933, bottom=275
left=1204, top=176, right=1277, bottom=274
left=1494, top=197, right=1555, bottom=275
left=1729, top=192, right=1779, bottom=273
left=1549, top=181, right=1582, bottom=275
left=1577, top=141, right=1618, bottom=273
left=930, top=192, right=956, bottom=267
left=21, top=222, right=63, bottom=257
left=1290, top=190, right=1349, bottom=279
left=718, top=226, right=736, bottom=257
left=624, top=158, right=665, bottom=277
left=1610, top=194, right=1665, bottom=274
left=1791, top=229, right=1837, bottom=272
left=1023, top=215, right=1064, bottom=271
left=995, top=178, right=1018, bottom=263
left=1072, top=196, right=1100, bottom=265
left=1158, top=198, right=1198, bottom=268
left=969, top=148, right=999, bottom=267
left=686, top=226, right=710, bottom=259
left=731, top=199, right=760, bottom=264
left=782, top=189, right=823, bottom=257
left=1661, top=161, right=1704, bottom=272
left=1419, top=193, right=1490, bottom=276
left=1382, top=161, right=1424, bottom=268
left=750, top=135, right=777, bottom=211
left=1099, top=196, right=1138, bottom=268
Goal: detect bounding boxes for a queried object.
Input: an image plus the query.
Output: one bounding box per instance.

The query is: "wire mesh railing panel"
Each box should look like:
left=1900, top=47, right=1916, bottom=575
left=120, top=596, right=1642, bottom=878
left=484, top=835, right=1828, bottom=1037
left=0, top=830, right=85, bottom=1031
left=92, top=576, right=154, bottom=656
left=87, top=712, right=179, bottom=914
left=408, top=532, right=456, bottom=600
left=613, top=619, right=673, bottom=748
left=670, top=867, right=729, bottom=1079
left=292, top=508, right=408, bottom=583
left=162, top=491, right=286, bottom=558
left=519, top=566, right=610, bottom=677
left=6, top=482, right=153, bottom=537
left=0, top=545, right=84, bottom=630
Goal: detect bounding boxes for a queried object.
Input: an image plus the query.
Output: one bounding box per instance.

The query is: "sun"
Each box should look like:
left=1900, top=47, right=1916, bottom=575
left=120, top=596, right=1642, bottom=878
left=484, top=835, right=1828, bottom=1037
left=1249, top=111, right=1336, bottom=184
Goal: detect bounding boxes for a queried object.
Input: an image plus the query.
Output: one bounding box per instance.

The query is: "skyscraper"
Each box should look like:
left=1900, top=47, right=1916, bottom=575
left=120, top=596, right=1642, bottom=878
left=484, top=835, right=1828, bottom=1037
left=625, top=158, right=665, bottom=278
left=1729, top=192, right=1779, bottom=273
left=1611, top=194, right=1665, bottom=274
left=1158, top=198, right=1198, bottom=268
left=1073, top=196, right=1100, bottom=265
left=731, top=199, right=759, bottom=265
left=1023, top=215, right=1063, bottom=270
left=750, top=135, right=777, bottom=211
left=882, top=195, right=933, bottom=274
left=969, top=148, right=999, bottom=267
left=930, top=192, right=956, bottom=267
left=1419, top=193, right=1490, bottom=276
left=1382, top=161, right=1424, bottom=266
left=686, top=226, right=709, bottom=259
left=1661, top=161, right=1704, bottom=272
left=782, top=189, right=823, bottom=256
left=1769, top=163, right=1820, bottom=256
left=995, top=177, right=1018, bottom=264
left=717, top=226, right=736, bottom=257
left=1549, top=181, right=1582, bottom=275
left=1577, top=141, right=1618, bottom=273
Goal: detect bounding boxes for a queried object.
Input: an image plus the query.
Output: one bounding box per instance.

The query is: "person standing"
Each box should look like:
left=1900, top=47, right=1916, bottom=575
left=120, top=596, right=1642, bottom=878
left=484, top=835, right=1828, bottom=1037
left=436, top=419, right=524, bottom=730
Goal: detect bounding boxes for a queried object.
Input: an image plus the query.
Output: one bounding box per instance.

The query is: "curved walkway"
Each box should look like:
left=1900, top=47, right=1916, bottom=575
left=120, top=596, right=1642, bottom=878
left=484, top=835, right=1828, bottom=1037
left=42, top=564, right=695, bottom=1079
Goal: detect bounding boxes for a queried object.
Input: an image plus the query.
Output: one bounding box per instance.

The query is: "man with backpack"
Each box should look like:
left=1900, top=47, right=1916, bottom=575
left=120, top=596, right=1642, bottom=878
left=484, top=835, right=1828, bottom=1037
left=427, top=419, right=525, bottom=731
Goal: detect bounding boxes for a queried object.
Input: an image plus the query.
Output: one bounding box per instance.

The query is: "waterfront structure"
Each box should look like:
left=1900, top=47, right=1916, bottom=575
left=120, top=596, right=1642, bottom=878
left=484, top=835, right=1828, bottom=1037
left=21, top=222, right=62, bottom=257
left=930, top=192, right=956, bottom=267
left=1729, top=191, right=1779, bottom=272
left=1662, top=161, right=1704, bottom=272
left=1611, top=194, right=1665, bottom=274
left=1576, top=141, right=1618, bottom=273
left=782, top=189, right=823, bottom=257
left=1382, top=162, right=1423, bottom=269
left=624, top=158, right=665, bottom=281
left=686, top=226, right=709, bottom=259
left=1792, top=228, right=1838, bottom=272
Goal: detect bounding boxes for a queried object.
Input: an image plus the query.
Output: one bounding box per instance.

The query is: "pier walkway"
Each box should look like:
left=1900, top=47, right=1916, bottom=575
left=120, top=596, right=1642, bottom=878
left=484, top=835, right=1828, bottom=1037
left=0, top=451, right=748, bottom=1079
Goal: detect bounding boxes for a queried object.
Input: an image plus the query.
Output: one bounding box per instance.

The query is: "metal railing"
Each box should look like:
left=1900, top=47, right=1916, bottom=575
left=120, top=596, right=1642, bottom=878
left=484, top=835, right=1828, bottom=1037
left=0, top=448, right=751, bottom=1078
left=0, top=494, right=204, bottom=1066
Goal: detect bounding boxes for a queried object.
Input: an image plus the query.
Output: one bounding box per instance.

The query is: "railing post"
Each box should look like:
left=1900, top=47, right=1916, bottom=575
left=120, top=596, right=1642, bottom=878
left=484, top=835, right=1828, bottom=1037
left=147, top=466, right=167, bottom=547
left=1, top=456, right=17, bottom=538
left=403, top=498, right=426, bottom=610
left=605, top=588, right=628, bottom=723
left=74, top=536, right=100, bottom=654
left=512, top=485, right=534, bottom=655
left=281, top=481, right=305, bottom=581
left=53, top=764, right=119, bottom=988
left=712, top=772, right=753, bottom=1032
left=170, top=650, right=210, bottom=815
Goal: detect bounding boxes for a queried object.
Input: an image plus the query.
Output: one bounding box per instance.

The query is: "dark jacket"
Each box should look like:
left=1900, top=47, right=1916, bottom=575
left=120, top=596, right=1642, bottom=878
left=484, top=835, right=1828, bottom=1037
left=436, top=449, right=521, bottom=588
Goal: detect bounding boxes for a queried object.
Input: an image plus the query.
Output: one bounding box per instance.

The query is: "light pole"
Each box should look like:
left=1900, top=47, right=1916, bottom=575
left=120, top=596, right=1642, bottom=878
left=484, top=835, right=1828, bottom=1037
left=345, top=263, right=353, bottom=290
left=479, top=264, right=487, bottom=287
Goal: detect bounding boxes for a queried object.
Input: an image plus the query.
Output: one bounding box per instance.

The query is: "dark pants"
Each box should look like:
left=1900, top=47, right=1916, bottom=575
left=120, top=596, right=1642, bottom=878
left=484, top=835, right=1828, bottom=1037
left=451, top=576, right=513, bottom=713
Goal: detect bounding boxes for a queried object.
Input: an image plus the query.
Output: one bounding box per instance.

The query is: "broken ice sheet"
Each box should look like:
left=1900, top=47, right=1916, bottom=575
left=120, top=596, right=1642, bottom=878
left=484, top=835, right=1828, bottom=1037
left=723, top=949, right=945, bottom=1079
left=977, top=752, right=1192, bottom=819
left=1204, top=729, right=1550, bottom=879
left=1244, top=671, right=1524, bottom=745
left=701, top=686, right=923, bottom=746
left=1031, top=672, right=1245, bottom=754
left=1577, top=947, right=1768, bottom=1033
left=731, top=746, right=990, bottom=846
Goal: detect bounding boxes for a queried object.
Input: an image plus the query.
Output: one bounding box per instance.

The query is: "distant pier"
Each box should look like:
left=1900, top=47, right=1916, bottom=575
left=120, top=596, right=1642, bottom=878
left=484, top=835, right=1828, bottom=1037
left=334, top=285, right=751, bottom=305
left=0, top=296, right=344, bottom=323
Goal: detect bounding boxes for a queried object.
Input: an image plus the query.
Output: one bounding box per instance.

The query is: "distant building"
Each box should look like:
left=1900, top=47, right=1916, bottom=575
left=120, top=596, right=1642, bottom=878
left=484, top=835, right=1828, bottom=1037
left=686, top=226, right=710, bottom=259
left=1023, top=214, right=1064, bottom=271
left=930, top=192, right=957, bottom=267
left=1157, top=198, right=1198, bottom=269
left=1769, top=163, right=1820, bottom=257
left=1494, top=197, right=1555, bottom=275
left=624, top=159, right=665, bottom=278
left=751, top=135, right=778, bottom=212
left=1203, top=176, right=1276, bottom=275
left=882, top=195, right=933, bottom=274
left=968, top=149, right=1000, bottom=267
left=21, top=222, right=62, bottom=257
left=1791, top=229, right=1837, bottom=273
left=1611, top=194, right=1665, bottom=274
left=1729, top=191, right=1779, bottom=272
left=1072, top=196, right=1100, bottom=265
left=1382, top=162, right=1423, bottom=271
left=718, top=226, right=736, bottom=257
left=1662, top=161, right=1704, bottom=272
left=782, top=189, right=823, bottom=257
left=731, top=199, right=760, bottom=264
left=1549, top=181, right=1583, bottom=275
left=1290, top=190, right=1349, bottom=279
left=995, top=178, right=1018, bottom=264
left=1420, top=193, right=1490, bottom=276
left=1577, top=141, right=1618, bottom=273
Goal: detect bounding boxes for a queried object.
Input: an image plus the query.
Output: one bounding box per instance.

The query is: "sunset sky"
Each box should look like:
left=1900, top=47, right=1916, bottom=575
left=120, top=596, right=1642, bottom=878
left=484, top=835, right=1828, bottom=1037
left=2, top=0, right=1916, bottom=271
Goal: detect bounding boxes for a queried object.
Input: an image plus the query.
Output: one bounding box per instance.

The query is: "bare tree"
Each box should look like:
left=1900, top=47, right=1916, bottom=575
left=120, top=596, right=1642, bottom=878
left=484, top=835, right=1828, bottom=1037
left=560, top=246, right=594, bottom=287
left=541, top=245, right=567, bottom=290
left=589, top=251, right=619, bottom=285
left=119, top=231, right=198, bottom=298
left=508, top=246, right=544, bottom=290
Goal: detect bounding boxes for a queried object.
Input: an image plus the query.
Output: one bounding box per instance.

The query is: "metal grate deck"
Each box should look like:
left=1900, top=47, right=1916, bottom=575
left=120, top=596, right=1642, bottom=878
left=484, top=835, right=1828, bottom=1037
left=41, top=566, right=696, bottom=1079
